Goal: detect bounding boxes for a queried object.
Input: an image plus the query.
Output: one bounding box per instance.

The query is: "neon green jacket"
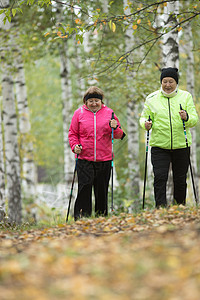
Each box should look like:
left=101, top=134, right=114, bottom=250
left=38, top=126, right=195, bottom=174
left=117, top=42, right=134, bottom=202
left=140, top=89, right=198, bottom=149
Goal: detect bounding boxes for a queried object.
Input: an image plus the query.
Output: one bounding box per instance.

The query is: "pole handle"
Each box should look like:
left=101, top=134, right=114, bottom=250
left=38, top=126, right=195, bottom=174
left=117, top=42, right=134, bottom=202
left=180, top=104, right=183, bottom=110
left=111, top=112, right=115, bottom=120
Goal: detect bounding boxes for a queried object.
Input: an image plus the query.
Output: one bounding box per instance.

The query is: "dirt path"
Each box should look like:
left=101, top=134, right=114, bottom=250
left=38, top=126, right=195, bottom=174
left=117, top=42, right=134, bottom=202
left=0, top=206, right=200, bottom=300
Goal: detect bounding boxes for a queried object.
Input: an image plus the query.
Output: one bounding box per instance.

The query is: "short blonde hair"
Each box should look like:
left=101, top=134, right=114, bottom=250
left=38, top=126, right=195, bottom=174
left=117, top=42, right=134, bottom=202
left=83, top=86, right=104, bottom=103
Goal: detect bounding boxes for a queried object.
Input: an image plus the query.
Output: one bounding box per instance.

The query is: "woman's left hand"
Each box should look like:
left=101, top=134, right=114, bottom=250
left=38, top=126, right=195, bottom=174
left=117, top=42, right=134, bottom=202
left=179, top=110, right=187, bottom=121
left=110, top=119, right=118, bottom=129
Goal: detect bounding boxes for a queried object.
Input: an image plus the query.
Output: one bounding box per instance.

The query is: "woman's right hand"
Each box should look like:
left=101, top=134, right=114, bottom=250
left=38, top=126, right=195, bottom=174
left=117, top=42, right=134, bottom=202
left=145, top=120, right=152, bottom=130
left=74, top=144, right=82, bottom=154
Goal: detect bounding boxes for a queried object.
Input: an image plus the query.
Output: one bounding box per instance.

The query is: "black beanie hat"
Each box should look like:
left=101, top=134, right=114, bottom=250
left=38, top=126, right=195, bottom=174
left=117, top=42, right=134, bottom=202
left=160, top=67, right=179, bottom=84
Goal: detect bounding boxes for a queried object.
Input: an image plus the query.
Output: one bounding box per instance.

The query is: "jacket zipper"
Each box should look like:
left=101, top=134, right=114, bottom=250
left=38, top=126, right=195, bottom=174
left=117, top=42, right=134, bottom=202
left=168, top=98, right=173, bottom=150
left=94, top=112, right=96, bottom=161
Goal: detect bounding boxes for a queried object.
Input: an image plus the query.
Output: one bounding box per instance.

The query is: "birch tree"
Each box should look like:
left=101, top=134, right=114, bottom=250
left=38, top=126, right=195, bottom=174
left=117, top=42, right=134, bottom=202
left=123, top=0, right=140, bottom=210
left=0, top=0, right=22, bottom=223
left=15, top=45, right=36, bottom=198
left=184, top=17, right=199, bottom=203
left=56, top=3, right=74, bottom=190
left=162, top=1, right=179, bottom=68
left=162, top=0, right=179, bottom=205
left=2, top=69, right=22, bottom=224
left=0, top=97, right=6, bottom=210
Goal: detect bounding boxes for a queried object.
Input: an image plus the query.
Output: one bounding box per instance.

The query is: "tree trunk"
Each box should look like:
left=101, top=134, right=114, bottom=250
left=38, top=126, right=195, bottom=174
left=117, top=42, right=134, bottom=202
left=162, top=1, right=179, bottom=68
left=0, top=98, right=6, bottom=210
left=184, top=18, right=199, bottom=204
left=2, top=69, right=22, bottom=224
left=60, top=44, right=74, bottom=186
left=162, top=0, right=179, bottom=205
left=124, top=0, right=140, bottom=210
left=56, top=3, right=74, bottom=193
left=0, top=0, right=22, bottom=223
left=15, top=47, right=36, bottom=197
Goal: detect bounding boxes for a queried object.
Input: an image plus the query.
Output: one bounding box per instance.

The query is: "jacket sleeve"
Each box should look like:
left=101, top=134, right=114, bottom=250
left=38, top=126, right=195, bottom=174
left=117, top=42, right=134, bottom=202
left=185, top=93, right=198, bottom=128
left=139, top=100, right=153, bottom=130
left=113, top=114, right=126, bottom=140
left=68, top=110, right=80, bottom=152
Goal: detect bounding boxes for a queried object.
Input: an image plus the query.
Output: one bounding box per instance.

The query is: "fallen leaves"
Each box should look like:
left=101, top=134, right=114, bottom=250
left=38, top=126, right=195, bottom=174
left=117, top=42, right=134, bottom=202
left=0, top=206, right=200, bottom=299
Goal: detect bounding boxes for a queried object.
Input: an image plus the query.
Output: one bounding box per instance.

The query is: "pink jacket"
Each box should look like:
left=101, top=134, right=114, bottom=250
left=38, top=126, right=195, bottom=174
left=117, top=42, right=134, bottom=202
left=68, top=104, right=124, bottom=161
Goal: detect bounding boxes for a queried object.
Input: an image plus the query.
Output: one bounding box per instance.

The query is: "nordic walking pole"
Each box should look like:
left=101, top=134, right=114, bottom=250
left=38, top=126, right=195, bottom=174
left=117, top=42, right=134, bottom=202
left=66, top=145, right=81, bottom=222
left=142, top=116, right=151, bottom=209
left=111, top=112, right=115, bottom=212
left=180, top=104, right=198, bottom=205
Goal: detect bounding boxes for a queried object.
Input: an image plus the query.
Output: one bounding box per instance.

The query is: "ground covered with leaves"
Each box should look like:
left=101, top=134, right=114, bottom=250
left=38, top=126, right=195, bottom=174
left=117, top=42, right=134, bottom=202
left=0, top=205, right=200, bottom=300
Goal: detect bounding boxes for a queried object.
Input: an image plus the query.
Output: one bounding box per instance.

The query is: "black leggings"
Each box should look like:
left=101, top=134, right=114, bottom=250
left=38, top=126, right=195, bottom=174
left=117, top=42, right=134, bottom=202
left=74, top=160, right=111, bottom=220
left=151, top=147, right=190, bottom=207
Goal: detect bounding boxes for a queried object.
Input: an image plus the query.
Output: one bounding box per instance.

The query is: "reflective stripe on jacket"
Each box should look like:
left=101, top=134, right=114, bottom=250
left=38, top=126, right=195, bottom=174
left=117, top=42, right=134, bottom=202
left=68, top=104, right=124, bottom=161
left=140, top=89, right=198, bottom=149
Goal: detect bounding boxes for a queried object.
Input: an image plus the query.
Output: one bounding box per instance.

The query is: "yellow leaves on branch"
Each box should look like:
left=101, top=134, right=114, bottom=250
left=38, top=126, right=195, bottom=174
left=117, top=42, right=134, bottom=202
left=132, top=19, right=141, bottom=30
left=148, top=20, right=151, bottom=27
left=57, top=31, right=68, bottom=39
left=112, top=22, right=116, bottom=32
left=109, top=20, right=116, bottom=32
left=75, top=18, right=81, bottom=24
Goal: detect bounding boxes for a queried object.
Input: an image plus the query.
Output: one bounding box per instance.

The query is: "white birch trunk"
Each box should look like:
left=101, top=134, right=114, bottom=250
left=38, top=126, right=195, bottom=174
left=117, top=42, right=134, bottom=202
left=0, top=97, right=6, bottom=210
left=184, top=19, right=199, bottom=204
left=76, top=44, right=85, bottom=102
left=124, top=0, right=140, bottom=210
left=0, top=0, right=22, bottom=223
left=162, top=0, right=179, bottom=205
left=0, top=0, right=9, bottom=214
left=162, top=1, right=179, bottom=68
left=101, top=0, right=108, bottom=13
left=60, top=45, right=74, bottom=185
left=101, top=0, right=119, bottom=192
left=15, top=47, right=36, bottom=197
left=83, top=31, right=97, bottom=87
left=56, top=3, right=74, bottom=190
left=2, top=69, right=22, bottom=224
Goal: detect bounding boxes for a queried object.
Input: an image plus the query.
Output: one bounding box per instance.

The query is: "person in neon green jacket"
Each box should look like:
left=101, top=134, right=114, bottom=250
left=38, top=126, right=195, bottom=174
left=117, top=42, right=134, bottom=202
left=140, top=67, right=198, bottom=208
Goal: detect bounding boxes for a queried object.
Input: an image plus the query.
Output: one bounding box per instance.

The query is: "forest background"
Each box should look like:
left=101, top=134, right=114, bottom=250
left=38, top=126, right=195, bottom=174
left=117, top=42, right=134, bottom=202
left=0, top=0, right=200, bottom=224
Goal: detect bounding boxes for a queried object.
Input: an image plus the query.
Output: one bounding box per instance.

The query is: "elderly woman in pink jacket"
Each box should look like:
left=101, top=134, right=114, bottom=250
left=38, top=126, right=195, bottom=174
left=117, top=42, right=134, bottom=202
left=68, top=86, right=125, bottom=221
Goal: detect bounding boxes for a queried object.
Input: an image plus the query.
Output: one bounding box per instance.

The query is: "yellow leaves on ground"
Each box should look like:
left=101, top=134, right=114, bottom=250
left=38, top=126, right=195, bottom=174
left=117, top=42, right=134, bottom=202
left=0, top=206, right=200, bottom=299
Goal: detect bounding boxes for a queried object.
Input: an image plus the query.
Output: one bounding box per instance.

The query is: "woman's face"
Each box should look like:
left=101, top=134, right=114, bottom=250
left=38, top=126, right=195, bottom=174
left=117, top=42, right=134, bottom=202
left=161, top=77, right=177, bottom=94
left=86, top=98, right=102, bottom=112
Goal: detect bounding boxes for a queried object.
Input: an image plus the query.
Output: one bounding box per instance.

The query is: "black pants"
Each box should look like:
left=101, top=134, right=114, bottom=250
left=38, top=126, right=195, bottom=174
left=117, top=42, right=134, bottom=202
left=74, top=160, right=111, bottom=220
left=151, top=147, right=190, bottom=207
